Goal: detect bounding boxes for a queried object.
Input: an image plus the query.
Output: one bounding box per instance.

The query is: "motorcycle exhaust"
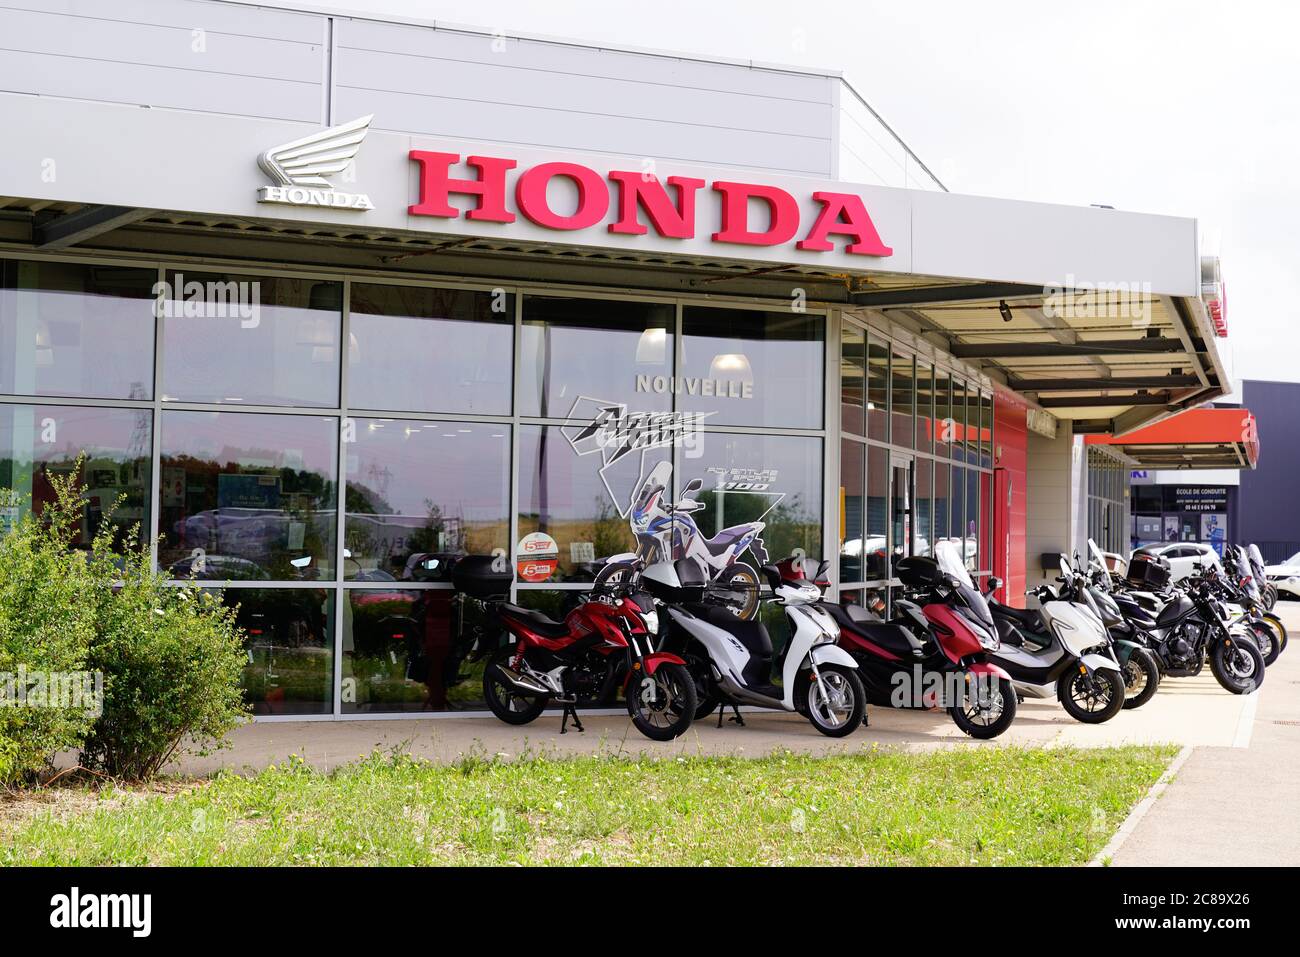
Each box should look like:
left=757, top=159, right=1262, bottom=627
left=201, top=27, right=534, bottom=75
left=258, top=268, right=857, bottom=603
left=497, top=665, right=553, bottom=696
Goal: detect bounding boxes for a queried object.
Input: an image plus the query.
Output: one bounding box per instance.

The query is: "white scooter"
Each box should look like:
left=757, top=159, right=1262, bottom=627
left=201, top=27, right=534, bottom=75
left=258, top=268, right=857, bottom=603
left=643, top=555, right=865, bottom=737
left=984, top=554, right=1126, bottom=723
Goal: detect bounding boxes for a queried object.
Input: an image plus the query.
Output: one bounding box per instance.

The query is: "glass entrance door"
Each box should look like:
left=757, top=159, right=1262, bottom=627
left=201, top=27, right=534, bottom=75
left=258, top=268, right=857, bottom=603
left=888, top=454, right=914, bottom=579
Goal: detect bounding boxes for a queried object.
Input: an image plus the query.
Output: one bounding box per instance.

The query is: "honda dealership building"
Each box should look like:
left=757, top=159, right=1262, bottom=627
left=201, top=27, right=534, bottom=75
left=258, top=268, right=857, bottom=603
left=0, top=0, right=1240, bottom=719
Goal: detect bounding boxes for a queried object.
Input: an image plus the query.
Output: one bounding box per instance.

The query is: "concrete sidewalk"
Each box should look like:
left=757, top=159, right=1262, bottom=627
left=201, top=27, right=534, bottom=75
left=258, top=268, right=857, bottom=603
left=169, top=610, right=1281, bottom=777
left=1109, top=604, right=1300, bottom=867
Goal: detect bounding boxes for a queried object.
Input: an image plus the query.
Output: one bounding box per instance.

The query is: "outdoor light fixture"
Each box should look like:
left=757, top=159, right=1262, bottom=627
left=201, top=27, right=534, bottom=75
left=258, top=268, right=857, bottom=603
left=34, top=320, right=54, bottom=367
left=635, top=326, right=668, bottom=364
left=709, top=352, right=753, bottom=382
left=999, top=301, right=1014, bottom=323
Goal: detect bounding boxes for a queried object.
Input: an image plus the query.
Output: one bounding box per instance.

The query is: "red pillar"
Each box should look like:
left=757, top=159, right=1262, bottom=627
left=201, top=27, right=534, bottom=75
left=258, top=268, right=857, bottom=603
left=993, top=395, right=1028, bottom=607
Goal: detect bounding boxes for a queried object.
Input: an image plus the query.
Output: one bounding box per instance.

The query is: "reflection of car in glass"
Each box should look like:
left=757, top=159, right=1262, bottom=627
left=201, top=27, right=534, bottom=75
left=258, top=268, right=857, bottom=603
left=1266, top=550, right=1300, bottom=599
left=166, top=554, right=269, bottom=580
left=841, top=536, right=977, bottom=577
left=1130, top=542, right=1221, bottom=583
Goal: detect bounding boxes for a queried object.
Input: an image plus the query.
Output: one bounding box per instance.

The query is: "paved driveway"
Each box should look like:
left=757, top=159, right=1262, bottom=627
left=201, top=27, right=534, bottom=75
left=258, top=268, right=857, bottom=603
left=171, top=606, right=1288, bottom=777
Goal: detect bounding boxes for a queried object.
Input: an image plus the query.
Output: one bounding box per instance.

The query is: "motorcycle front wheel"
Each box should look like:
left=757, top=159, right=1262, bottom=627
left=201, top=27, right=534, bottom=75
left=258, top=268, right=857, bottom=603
left=626, top=663, right=698, bottom=741
left=1249, top=621, right=1282, bottom=666
left=1210, top=638, right=1264, bottom=694
left=950, top=673, right=1017, bottom=739
left=1058, top=667, right=1125, bottom=723
left=803, top=665, right=866, bottom=737
left=1264, top=611, right=1288, bottom=652
left=1120, top=647, right=1160, bottom=710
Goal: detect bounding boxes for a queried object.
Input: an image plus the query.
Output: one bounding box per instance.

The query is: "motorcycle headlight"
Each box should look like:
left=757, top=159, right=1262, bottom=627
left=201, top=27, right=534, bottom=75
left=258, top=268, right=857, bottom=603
left=641, top=610, right=660, bottom=635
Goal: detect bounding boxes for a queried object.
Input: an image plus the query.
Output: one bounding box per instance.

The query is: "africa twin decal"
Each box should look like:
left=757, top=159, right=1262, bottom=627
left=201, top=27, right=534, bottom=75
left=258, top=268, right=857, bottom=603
left=559, top=395, right=713, bottom=519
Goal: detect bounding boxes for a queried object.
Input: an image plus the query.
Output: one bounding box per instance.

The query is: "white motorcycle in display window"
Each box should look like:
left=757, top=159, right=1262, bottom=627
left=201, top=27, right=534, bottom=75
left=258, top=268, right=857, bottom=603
left=643, top=555, right=866, bottom=737
left=596, top=461, right=769, bottom=619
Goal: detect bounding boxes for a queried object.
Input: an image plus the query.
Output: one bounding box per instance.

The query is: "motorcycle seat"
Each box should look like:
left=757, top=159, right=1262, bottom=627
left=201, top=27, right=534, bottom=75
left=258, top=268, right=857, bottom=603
left=991, top=602, right=1043, bottom=631
left=853, top=620, right=925, bottom=659
left=703, top=525, right=755, bottom=557
left=497, top=603, right=570, bottom=639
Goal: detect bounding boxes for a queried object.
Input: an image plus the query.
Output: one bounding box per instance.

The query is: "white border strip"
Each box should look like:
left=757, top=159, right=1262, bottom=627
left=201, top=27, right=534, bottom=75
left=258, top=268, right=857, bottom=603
left=1231, top=688, right=1261, bottom=749
left=1088, top=744, right=1193, bottom=867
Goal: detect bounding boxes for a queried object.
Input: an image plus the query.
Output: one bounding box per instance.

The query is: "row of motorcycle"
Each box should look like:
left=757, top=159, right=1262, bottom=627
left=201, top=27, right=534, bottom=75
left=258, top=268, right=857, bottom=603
left=446, top=536, right=1282, bottom=741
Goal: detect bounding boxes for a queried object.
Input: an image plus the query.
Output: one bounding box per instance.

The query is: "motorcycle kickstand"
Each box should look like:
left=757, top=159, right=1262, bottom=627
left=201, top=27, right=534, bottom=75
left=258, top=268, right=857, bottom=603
left=560, top=704, right=584, bottom=734
left=728, top=703, right=745, bottom=727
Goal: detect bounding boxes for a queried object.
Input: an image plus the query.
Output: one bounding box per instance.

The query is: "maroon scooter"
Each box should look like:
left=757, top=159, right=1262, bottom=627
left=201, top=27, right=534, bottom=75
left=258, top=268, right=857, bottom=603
left=824, top=552, right=1016, bottom=739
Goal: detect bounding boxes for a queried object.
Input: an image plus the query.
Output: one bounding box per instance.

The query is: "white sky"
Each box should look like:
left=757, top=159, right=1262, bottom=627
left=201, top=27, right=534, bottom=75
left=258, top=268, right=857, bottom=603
left=234, top=0, right=1300, bottom=384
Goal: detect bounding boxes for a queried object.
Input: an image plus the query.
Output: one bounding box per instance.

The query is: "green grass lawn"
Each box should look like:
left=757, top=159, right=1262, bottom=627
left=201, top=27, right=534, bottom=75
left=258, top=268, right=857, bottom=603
left=1, top=745, right=1175, bottom=866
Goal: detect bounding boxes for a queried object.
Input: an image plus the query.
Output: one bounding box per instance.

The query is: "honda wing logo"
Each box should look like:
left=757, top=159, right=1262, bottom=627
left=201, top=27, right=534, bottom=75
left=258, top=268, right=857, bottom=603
left=257, top=115, right=375, bottom=210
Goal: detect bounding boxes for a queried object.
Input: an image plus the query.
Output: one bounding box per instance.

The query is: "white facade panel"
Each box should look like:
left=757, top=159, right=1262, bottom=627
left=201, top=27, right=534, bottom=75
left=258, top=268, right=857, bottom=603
left=331, top=20, right=835, bottom=175
left=909, top=190, right=1201, bottom=296
left=334, top=19, right=834, bottom=103
left=0, top=0, right=325, bottom=122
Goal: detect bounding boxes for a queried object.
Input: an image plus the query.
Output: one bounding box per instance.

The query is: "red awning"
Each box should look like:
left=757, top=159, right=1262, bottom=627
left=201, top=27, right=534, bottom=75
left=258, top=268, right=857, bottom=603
left=1085, top=407, right=1258, bottom=470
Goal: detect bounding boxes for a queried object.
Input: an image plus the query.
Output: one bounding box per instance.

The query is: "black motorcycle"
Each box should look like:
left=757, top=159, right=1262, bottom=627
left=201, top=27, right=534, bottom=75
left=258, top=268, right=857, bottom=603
left=1125, top=575, right=1265, bottom=694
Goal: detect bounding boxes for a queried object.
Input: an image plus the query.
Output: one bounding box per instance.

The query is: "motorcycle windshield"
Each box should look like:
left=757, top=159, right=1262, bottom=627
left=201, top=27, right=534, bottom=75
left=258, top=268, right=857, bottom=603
left=1087, top=538, right=1109, bottom=576
left=934, top=540, right=972, bottom=586
left=935, top=540, right=992, bottom=626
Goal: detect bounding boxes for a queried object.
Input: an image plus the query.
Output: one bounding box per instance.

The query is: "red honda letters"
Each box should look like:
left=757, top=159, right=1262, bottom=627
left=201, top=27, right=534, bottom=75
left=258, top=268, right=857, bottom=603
left=408, top=150, right=892, bottom=257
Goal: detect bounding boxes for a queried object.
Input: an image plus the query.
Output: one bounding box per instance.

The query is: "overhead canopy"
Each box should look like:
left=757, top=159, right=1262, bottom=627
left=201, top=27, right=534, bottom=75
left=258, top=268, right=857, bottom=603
left=0, top=93, right=1229, bottom=437
left=851, top=275, right=1226, bottom=437
left=1084, top=407, right=1258, bottom=470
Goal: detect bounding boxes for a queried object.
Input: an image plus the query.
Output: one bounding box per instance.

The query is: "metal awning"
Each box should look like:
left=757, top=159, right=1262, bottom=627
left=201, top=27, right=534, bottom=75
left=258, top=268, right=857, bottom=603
left=1083, top=407, right=1259, bottom=470
left=850, top=277, right=1226, bottom=437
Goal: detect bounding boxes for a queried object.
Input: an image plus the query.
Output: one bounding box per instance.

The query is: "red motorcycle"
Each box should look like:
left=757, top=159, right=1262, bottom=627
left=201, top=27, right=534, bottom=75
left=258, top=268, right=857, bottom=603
left=824, top=551, right=1016, bottom=739
left=451, top=556, right=697, bottom=740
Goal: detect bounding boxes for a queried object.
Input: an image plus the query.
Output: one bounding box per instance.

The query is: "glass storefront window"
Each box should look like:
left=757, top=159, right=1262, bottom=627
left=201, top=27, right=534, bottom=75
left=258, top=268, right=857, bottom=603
left=950, top=465, right=967, bottom=563
left=344, top=419, right=509, bottom=581
left=683, top=432, right=823, bottom=572
left=981, top=470, right=993, bottom=573
left=866, top=338, right=889, bottom=442
left=934, top=369, right=952, bottom=458
left=221, top=587, right=334, bottom=716
left=160, top=272, right=342, bottom=408
left=841, top=324, right=865, bottom=436
left=0, top=259, right=156, bottom=400
left=890, top=349, right=914, bottom=448
left=839, top=438, right=865, bottom=582
left=517, top=424, right=670, bottom=583
left=342, top=588, right=490, bottom=713
left=520, top=296, right=674, bottom=418
left=965, top=383, right=980, bottom=465
left=979, top=391, right=994, bottom=469
left=966, top=458, right=980, bottom=569
left=934, top=460, right=950, bottom=543
left=915, top=457, right=932, bottom=557
left=159, top=410, right=338, bottom=581
left=950, top=380, right=966, bottom=461
left=679, top=306, right=824, bottom=429
left=866, top=445, right=887, bottom=580
left=348, top=284, right=513, bottom=415
left=915, top=362, right=934, bottom=454
left=0, top=402, right=151, bottom=549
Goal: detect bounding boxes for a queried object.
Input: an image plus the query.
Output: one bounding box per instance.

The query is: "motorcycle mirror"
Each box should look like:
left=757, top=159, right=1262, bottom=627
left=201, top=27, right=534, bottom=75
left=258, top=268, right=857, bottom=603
left=985, top=575, right=1003, bottom=595
left=684, top=478, right=703, bottom=494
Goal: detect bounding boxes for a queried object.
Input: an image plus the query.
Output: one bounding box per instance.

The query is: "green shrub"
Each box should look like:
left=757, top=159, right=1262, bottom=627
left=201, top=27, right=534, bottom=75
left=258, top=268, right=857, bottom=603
left=2, top=464, right=250, bottom=785
left=80, top=526, right=250, bottom=781
left=0, top=478, right=99, bottom=787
